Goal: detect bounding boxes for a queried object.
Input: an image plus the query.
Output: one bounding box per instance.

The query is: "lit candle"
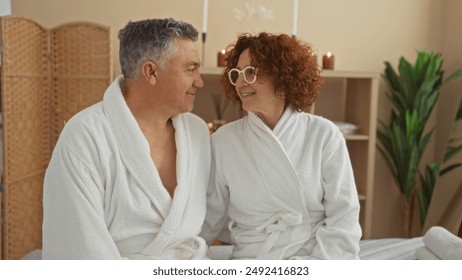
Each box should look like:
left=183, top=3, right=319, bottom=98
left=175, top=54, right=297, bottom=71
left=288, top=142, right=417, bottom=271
left=292, top=0, right=299, bottom=37
left=202, top=0, right=208, bottom=33
left=217, top=49, right=227, bottom=67
left=322, top=52, right=335, bottom=70
left=310, top=53, right=318, bottom=65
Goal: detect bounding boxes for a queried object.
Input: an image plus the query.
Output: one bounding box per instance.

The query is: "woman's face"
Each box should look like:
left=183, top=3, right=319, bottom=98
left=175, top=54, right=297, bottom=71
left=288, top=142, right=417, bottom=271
left=234, top=49, right=285, bottom=118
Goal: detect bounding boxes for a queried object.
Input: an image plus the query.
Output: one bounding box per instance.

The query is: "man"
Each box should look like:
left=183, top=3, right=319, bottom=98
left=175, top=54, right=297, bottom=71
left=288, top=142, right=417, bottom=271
left=42, top=18, right=211, bottom=259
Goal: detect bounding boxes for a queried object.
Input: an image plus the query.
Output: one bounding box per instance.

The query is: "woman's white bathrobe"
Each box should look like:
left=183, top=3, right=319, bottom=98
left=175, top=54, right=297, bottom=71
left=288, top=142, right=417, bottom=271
left=201, top=107, right=361, bottom=259
left=42, top=76, right=211, bottom=259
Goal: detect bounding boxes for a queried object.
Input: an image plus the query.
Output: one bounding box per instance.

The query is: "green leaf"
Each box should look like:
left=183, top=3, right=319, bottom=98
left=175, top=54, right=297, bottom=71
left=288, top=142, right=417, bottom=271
left=443, top=144, right=462, bottom=163
left=441, top=162, right=462, bottom=176
left=398, top=57, right=417, bottom=107
left=383, top=62, right=400, bottom=91
left=455, top=98, right=462, bottom=122
left=417, top=162, right=440, bottom=227
left=444, top=68, right=462, bottom=84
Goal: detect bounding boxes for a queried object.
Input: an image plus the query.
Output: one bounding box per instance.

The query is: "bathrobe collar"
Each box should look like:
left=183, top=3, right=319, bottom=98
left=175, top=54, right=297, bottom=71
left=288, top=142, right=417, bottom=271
left=102, top=76, right=192, bottom=220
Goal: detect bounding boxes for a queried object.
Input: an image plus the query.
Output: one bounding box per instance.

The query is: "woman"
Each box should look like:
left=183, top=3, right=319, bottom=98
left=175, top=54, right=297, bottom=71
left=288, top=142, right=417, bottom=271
left=201, top=32, right=361, bottom=259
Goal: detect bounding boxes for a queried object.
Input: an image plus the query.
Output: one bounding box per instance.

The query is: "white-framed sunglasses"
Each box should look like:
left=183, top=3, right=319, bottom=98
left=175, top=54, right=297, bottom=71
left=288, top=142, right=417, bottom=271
left=228, top=65, right=259, bottom=85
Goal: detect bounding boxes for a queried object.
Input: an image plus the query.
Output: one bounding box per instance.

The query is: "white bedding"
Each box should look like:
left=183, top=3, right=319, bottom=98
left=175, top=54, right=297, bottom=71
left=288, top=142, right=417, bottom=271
left=207, top=237, right=424, bottom=260
left=24, top=227, right=462, bottom=260
left=22, top=238, right=423, bottom=260
left=358, top=237, right=423, bottom=260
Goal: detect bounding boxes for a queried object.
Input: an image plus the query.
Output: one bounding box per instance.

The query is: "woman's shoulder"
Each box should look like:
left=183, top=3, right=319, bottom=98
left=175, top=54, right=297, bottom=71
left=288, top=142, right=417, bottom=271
left=215, top=116, right=246, bottom=133
left=300, top=112, right=340, bottom=132
left=210, top=117, right=247, bottom=144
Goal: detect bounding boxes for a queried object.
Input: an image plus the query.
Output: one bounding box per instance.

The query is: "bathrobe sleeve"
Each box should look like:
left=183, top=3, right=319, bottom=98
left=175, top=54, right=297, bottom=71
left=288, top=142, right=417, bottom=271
left=310, top=128, right=362, bottom=259
left=42, top=142, right=122, bottom=259
left=200, top=141, right=230, bottom=245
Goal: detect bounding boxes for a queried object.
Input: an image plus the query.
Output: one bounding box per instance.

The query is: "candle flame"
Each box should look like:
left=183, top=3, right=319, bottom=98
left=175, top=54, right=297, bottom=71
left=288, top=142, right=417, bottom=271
left=327, top=52, right=332, bottom=57
left=221, top=49, right=226, bottom=54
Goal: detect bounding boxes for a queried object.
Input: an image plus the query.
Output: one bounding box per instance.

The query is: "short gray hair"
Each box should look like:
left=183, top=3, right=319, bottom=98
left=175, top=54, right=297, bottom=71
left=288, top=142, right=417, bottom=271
left=118, top=18, right=199, bottom=80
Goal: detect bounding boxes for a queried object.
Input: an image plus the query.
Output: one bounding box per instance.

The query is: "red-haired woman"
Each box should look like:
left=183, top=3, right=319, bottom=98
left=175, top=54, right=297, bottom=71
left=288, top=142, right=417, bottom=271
left=201, top=33, right=361, bottom=259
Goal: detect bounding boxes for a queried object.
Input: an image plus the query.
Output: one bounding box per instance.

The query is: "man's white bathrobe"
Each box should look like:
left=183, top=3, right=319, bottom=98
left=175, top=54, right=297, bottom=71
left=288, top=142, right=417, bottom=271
left=201, top=107, right=362, bottom=259
left=42, top=76, right=211, bottom=259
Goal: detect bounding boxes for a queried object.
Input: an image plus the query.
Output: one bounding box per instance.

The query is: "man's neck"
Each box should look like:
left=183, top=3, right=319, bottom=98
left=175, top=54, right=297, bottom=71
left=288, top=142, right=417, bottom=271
left=124, top=79, right=173, bottom=131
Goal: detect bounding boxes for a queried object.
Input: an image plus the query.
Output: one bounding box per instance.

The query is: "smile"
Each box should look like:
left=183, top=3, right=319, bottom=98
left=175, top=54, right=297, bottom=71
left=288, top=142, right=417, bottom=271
left=241, top=92, right=255, bottom=97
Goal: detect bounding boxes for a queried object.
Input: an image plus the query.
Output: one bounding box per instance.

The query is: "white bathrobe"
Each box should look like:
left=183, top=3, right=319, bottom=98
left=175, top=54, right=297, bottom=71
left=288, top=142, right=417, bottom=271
left=201, top=107, right=361, bottom=259
left=42, top=76, right=211, bottom=259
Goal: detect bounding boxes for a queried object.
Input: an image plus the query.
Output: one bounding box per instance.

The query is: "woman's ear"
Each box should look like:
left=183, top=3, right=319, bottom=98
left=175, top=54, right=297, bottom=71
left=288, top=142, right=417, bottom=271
left=141, top=61, right=158, bottom=85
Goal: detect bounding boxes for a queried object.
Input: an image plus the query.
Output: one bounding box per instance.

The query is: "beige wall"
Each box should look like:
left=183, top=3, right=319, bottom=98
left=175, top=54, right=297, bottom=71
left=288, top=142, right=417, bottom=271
left=11, top=0, right=462, bottom=238
left=426, top=0, right=462, bottom=235
left=12, top=0, right=445, bottom=74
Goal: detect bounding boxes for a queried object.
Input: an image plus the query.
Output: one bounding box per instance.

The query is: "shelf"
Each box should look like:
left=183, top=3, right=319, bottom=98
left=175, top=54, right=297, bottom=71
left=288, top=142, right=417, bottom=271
left=344, top=134, right=369, bottom=141
left=320, top=69, right=379, bottom=79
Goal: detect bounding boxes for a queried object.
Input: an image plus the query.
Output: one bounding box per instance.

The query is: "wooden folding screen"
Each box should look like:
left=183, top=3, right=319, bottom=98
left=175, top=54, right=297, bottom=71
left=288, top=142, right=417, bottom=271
left=50, top=22, right=113, bottom=146
left=0, top=16, right=112, bottom=259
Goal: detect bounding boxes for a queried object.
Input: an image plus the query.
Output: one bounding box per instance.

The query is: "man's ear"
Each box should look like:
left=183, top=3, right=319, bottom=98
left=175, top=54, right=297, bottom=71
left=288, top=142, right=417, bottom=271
left=141, top=61, right=158, bottom=85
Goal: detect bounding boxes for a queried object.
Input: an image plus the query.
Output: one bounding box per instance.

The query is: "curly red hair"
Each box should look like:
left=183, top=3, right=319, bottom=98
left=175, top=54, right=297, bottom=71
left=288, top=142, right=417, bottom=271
left=220, top=32, right=322, bottom=111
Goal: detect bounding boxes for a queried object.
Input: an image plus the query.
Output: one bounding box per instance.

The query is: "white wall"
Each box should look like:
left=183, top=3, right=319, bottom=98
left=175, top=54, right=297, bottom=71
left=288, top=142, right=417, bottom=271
left=11, top=0, right=461, bottom=238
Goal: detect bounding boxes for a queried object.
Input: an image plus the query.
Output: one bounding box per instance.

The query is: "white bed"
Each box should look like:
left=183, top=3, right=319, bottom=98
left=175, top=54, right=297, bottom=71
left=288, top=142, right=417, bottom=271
left=206, top=227, right=461, bottom=260
left=207, top=237, right=424, bottom=260
left=22, top=238, right=424, bottom=260
left=21, top=226, right=461, bottom=260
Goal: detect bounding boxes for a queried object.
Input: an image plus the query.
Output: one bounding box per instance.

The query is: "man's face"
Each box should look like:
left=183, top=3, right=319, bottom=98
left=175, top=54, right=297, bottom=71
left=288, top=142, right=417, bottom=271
left=155, top=39, right=204, bottom=115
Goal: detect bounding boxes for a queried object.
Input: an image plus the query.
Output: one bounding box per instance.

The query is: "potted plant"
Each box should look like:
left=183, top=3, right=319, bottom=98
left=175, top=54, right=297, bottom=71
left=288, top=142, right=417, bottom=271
left=377, top=51, right=462, bottom=237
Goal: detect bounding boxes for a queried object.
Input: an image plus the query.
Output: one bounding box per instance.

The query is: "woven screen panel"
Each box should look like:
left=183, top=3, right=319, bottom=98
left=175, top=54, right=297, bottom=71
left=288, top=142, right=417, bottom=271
left=2, top=77, right=52, bottom=180
left=51, top=79, right=110, bottom=136
left=3, top=175, right=44, bottom=260
left=0, top=17, right=49, bottom=77
left=50, top=22, right=112, bottom=146
left=0, top=16, right=51, bottom=259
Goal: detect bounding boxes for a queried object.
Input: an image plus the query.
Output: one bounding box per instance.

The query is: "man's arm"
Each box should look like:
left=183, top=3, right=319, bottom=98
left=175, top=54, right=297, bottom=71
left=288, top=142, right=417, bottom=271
left=42, top=143, right=122, bottom=259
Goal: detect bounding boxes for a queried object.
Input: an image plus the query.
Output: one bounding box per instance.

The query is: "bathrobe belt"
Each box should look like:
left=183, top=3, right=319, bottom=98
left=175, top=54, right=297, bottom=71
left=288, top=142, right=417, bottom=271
left=230, top=211, right=323, bottom=258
